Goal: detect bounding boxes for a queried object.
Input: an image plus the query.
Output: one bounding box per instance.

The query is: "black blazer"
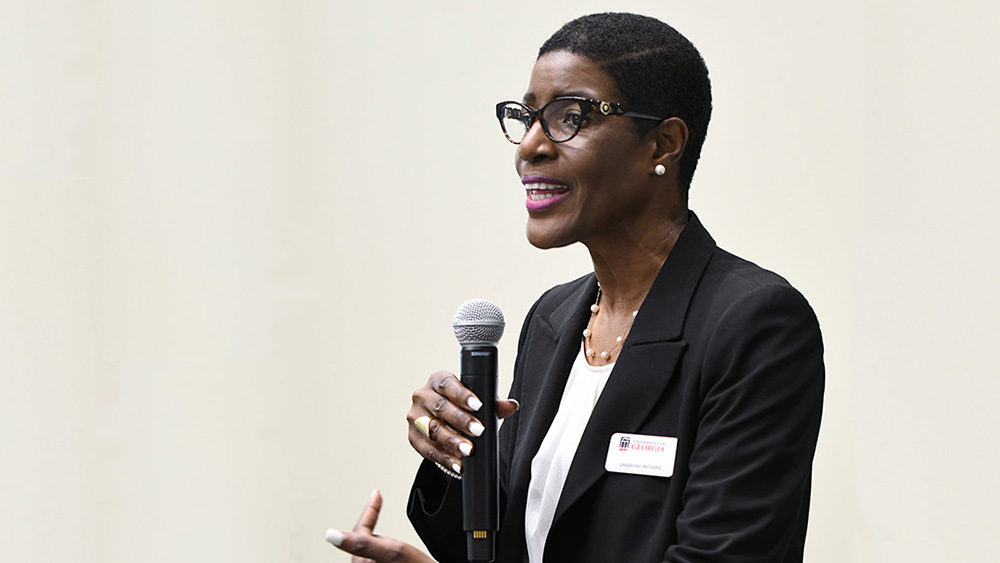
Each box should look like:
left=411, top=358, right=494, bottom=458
left=408, top=213, right=825, bottom=563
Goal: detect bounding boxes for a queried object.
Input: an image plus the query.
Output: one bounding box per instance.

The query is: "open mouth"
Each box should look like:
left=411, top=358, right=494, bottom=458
left=525, top=182, right=569, bottom=201
left=521, top=175, right=570, bottom=211
left=524, top=182, right=570, bottom=211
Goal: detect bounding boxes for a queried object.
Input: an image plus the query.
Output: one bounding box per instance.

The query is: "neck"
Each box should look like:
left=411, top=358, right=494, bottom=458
left=587, top=212, right=688, bottom=316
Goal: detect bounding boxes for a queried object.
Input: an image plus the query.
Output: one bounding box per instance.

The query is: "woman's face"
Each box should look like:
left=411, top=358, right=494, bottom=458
left=515, top=51, right=669, bottom=251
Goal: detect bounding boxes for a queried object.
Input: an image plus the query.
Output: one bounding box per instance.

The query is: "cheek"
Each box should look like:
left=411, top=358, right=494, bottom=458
left=576, top=159, right=625, bottom=195
left=572, top=132, right=642, bottom=180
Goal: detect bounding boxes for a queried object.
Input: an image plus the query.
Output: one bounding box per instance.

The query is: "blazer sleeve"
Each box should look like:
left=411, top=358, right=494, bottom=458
left=666, top=283, right=825, bottom=562
left=406, top=459, right=467, bottom=563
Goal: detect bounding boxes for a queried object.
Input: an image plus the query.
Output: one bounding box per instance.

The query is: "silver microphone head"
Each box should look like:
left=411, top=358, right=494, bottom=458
left=452, top=299, right=505, bottom=345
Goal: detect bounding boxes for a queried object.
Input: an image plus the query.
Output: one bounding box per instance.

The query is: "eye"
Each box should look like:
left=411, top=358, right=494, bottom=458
left=561, top=111, right=584, bottom=126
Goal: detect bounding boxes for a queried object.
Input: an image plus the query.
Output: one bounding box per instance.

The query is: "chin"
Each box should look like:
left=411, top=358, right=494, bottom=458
left=525, top=225, right=576, bottom=250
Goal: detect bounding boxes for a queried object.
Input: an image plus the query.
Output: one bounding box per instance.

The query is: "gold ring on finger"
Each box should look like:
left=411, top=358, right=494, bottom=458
left=414, top=415, right=434, bottom=439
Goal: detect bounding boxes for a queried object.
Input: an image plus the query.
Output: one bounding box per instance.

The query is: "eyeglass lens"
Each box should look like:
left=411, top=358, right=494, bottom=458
left=500, top=99, right=586, bottom=144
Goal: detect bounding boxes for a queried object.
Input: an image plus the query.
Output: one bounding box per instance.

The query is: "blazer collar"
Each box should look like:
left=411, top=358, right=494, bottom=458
left=533, top=210, right=716, bottom=345
left=629, top=210, right=716, bottom=344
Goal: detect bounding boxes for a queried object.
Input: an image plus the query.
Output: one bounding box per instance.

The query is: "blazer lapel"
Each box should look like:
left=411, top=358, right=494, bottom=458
left=553, top=212, right=717, bottom=523
left=505, top=276, right=597, bottom=521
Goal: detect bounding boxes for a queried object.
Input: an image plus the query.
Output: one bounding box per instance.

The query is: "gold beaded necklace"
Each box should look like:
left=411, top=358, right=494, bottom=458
left=582, top=286, right=638, bottom=362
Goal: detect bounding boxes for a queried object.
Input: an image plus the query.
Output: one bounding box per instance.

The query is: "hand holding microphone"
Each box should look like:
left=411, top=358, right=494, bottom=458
left=406, top=304, right=518, bottom=480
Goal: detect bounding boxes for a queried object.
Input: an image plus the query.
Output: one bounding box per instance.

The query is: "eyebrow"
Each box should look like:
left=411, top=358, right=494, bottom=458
left=522, top=90, right=597, bottom=106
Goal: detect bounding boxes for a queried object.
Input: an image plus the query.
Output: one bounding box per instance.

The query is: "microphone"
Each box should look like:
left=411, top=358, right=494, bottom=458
left=452, top=299, right=505, bottom=563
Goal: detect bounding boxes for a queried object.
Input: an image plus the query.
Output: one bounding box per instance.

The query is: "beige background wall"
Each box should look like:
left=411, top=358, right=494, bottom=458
left=2, top=1, right=998, bottom=561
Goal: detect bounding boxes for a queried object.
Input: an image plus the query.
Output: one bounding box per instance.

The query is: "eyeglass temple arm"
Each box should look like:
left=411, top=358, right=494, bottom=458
left=598, top=101, right=664, bottom=122
left=622, top=111, right=666, bottom=121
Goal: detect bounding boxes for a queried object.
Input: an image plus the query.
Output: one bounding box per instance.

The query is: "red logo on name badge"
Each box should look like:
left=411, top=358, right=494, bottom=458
left=619, top=436, right=631, bottom=451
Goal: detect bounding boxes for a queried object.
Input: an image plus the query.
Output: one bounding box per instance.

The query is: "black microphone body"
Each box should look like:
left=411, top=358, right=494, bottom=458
left=452, top=299, right=504, bottom=563
left=460, top=345, right=499, bottom=562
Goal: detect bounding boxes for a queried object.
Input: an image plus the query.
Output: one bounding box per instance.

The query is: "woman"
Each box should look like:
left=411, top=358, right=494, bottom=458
left=329, top=13, right=823, bottom=563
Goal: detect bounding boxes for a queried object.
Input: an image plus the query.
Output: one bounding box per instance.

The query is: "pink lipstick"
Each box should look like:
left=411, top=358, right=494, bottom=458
left=522, top=175, right=569, bottom=212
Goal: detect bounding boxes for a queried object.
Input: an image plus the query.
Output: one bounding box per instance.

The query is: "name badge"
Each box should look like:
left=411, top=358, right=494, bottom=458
left=605, top=432, right=677, bottom=478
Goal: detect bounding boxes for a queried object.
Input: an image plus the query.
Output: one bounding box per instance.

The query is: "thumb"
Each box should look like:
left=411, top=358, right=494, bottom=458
left=497, top=399, right=520, bottom=420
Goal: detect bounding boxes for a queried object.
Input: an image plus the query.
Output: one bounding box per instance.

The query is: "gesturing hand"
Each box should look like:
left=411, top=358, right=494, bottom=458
left=326, top=490, right=436, bottom=563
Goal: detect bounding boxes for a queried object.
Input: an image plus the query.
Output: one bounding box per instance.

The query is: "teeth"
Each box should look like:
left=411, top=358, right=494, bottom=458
left=530, top=192, right=560, bottom=201
left=525, top=182, right=568, bottom=201
left=524, top=183, right=567, bottom=191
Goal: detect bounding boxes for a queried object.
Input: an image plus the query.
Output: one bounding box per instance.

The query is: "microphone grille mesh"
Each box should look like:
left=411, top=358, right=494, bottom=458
left=452, top=299, right=505, bottom=345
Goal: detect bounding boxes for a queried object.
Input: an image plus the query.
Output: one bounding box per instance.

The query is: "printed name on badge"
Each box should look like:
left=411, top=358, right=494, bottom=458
left=605, top=432, right=677, bottom=478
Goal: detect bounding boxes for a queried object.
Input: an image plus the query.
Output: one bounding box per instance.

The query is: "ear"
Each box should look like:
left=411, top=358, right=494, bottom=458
left=652, top=117, right=689, bottom=170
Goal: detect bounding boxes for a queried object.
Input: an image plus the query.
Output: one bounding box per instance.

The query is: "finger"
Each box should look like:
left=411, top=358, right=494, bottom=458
left=423, top=415, right=476, bottom=458
left=497, top=398, right=520, bottom=420
left=353, top=490, right=382, bottom=534
left=409, top=383, right=481, bottom=452
left=408, top=424, right=465, bottom=476
left=330, top=529, right=413, bottom=562
left=405, top=406, right=469, bottom=470
left=435, top=396, right=485, bottom=439
left=429, top=371, right=483, bottom=413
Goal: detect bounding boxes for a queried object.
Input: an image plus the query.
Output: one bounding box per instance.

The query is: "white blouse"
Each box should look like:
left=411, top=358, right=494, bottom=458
left=524, top=342, right=615, bottom=563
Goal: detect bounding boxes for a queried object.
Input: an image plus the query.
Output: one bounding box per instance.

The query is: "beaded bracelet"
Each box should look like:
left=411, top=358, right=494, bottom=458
left=434, top=461, right=462, bottom=480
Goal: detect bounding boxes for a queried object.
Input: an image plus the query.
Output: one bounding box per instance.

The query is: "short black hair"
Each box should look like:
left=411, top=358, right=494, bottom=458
left=539, top=13, right=712, bottom=190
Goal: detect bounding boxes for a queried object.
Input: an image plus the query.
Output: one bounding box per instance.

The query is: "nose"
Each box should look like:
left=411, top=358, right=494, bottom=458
left=516, top=119, right=556, bottom=163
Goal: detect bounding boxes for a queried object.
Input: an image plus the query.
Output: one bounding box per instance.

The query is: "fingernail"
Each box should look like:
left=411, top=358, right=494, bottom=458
left=467, top=396, right=483, bottom=411
left=510, top=399, right=521, bottom=410
left=469, top=421, right=485, bottom=437
left=325, top=529, right=344, bottom=547
left=452, top=462, right=462, bottom=474
left=459, top=442, right=473, bottom=456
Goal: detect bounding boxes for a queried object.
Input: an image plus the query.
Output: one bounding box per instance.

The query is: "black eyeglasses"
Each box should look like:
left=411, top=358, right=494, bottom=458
left=495, top=97, right=666, bottom=144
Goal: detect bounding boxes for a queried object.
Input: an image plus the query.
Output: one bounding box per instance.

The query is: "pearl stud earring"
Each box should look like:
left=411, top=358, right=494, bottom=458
left=654, top=164, right=666, bottom=176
